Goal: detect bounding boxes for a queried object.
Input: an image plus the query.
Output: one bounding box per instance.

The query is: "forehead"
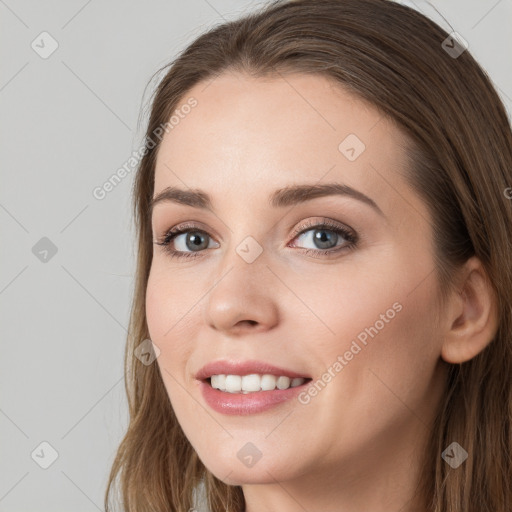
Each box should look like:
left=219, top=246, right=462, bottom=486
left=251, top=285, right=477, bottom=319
left=153, top=71, right=411, bottom=216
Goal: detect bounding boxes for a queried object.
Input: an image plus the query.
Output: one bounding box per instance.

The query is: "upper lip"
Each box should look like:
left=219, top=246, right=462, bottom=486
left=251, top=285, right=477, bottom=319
left=195, top=359, right=311, bottom=380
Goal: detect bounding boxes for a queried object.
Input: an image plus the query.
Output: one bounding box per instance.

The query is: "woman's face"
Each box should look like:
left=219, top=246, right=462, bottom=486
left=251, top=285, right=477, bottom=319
left=146, top=71, right=448, bottom=492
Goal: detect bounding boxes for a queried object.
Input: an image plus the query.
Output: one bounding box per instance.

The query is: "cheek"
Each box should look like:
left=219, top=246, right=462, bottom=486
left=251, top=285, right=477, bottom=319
left=146, top=263, right=197, bottom=339
left=304, top=260, right=441, bottom=395
left=337, top=281, right=441, bottom=417
left=145, top=265, right=200, bottom=383
left=299, top=276, right=442, bottom=460
left=301, top=264, right=402, bottom=348
left=146, top=270, right=200, bottom=421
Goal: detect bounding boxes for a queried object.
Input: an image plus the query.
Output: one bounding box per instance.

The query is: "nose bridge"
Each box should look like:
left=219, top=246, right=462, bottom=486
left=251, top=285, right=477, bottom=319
left=215, top=230, right=271, bottom=299
left=217, top=203, right=272, bottom=269
left=203, top=230, right=280, bottom=332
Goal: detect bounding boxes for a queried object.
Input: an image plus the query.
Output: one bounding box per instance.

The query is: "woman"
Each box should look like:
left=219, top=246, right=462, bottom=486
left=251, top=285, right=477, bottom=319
left=105, top=0, right=512, bottom=510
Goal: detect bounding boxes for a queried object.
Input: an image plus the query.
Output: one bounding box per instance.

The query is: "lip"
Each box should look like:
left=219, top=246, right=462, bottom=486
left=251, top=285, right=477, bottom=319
left=198, top=379, right=312, bottom=415
left=195, top=359, right=311, bottom=381
left=195, top=359, right=312, bottom=416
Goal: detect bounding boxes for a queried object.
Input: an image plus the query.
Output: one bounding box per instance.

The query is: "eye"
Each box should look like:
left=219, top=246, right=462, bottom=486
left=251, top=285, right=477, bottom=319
left=153, top=218, right=358, bottom=260
left=289, top=218, right=357, bottom=257
left=154, top=222, right=219, bottom=260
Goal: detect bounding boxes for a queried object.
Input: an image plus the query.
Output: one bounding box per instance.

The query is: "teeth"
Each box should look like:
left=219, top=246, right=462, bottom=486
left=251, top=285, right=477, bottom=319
left=225, top=375, right=241, bottom=393
left=210, top=374, right=306, bottom=393
left=242, top=374, right=261, bottom=392
left=261, top=374, right=277, bottom=391
left=277, top=376, right=291, bottom=389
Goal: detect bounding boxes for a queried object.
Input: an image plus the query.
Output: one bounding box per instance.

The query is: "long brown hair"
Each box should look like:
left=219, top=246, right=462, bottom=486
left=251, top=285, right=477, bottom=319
left=104, top=1, right=512, bottom=510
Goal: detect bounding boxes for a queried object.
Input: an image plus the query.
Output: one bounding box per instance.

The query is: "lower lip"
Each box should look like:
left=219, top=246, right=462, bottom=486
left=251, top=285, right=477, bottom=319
left=198, top=379, right=311, bottom=415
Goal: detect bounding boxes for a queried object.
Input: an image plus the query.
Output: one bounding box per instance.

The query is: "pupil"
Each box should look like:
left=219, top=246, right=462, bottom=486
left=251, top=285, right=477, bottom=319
left=188, top=232, right=207, bottom=250
left=314, top=229, right=337, bottom=249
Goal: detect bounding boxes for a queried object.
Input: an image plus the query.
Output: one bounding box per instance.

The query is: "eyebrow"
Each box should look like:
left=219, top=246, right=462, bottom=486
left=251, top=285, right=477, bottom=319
left=150, top=183, right=384, bottom=217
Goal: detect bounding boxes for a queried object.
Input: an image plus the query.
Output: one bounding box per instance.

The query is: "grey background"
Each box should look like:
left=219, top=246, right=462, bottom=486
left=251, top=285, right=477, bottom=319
left=1, top=0, right=511, bottom=511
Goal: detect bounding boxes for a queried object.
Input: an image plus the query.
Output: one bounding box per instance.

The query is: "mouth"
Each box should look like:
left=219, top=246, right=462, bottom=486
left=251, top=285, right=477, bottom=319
left=198, top=373, right=313, bottom=415
left=195, top=360, right=313, bottom=414
left=203, top=374, right=313, bottom=394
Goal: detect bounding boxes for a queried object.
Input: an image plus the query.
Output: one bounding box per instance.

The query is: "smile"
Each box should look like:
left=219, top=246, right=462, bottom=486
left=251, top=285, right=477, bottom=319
left=199, top=375, right=313, bottom=415
left=209, top=373, right=308, bottom=393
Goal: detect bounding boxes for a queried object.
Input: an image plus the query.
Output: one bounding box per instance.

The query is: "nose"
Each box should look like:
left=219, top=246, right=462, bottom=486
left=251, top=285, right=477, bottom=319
left=204, top=249, right=280, bottom=335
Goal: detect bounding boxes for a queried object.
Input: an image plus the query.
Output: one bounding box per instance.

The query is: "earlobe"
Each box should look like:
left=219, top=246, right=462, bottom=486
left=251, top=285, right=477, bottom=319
left=440, top=257, right=499, bottom=364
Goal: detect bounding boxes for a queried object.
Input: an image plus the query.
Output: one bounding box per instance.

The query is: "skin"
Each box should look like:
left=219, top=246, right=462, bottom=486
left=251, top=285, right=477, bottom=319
left=146, top=71, right=497, bottom=512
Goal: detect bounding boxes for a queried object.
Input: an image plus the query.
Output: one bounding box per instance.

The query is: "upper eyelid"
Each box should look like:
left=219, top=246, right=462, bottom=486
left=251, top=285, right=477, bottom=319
left=160, top=219, right=355, bottom=245
left=164, top=218, right=351, bottom=234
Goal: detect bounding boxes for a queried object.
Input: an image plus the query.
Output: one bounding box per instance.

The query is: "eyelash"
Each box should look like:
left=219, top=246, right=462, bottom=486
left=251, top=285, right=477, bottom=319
left=153, top=218, right=358, bottom=260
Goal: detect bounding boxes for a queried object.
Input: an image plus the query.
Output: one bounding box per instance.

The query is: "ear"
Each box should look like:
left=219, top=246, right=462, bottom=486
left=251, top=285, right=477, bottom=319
left=441, top=256, right=499, bottom=364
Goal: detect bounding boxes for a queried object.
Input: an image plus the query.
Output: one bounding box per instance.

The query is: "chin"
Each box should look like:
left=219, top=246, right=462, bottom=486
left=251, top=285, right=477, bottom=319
left=208, top=466, right=282, bottom=486
left=199, top=450, right=301, bottom=486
